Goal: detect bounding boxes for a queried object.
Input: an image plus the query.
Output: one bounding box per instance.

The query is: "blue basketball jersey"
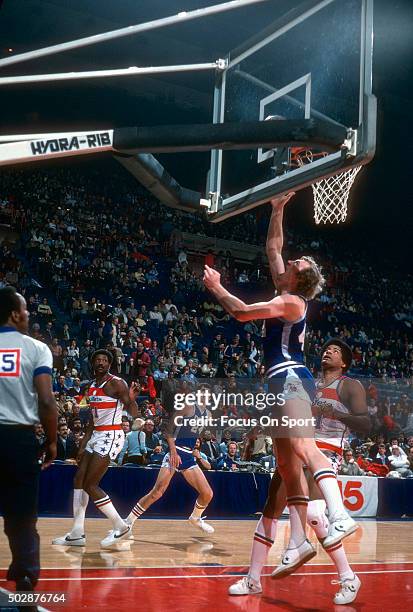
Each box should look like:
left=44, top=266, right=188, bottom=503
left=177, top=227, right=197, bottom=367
left=174, top=404, right=211, bottom=450
left=262, top=297, right=308, bottom=378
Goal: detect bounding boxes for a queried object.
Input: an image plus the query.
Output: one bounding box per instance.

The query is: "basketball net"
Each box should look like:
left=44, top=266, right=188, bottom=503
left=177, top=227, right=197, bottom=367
left=292, top=148, right=362, bottom=224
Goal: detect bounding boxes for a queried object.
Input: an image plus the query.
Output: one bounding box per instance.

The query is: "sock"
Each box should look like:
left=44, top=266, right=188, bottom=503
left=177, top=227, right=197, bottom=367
left=325, top=542, right=354, bottom=581
left=190, top=501, right=207, bottom=519
left=249, top=516, right=277, bottom=583
left=95, top=495, right=126, bottom=532
left=71, top=489, right=89, bottom=538
left=127, top=502, right=146, bottom=526
left=287, top=496, right=309, bottom=548
left=313, top=469, right=346, bottom=520
left=307, top=499, right=353, bottom=581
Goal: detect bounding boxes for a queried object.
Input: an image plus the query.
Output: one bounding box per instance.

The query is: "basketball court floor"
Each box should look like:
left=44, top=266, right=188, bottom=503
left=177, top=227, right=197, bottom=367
left=1, top=518, right=412, bottom=611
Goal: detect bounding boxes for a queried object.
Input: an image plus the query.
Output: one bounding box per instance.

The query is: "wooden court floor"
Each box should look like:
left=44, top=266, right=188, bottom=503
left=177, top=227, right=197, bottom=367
left=1, top=518, right=412, bottom=611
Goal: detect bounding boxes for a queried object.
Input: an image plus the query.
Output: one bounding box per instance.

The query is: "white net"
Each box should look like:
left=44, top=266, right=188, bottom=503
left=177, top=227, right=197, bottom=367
left=294, top=150, right=362, bottom=224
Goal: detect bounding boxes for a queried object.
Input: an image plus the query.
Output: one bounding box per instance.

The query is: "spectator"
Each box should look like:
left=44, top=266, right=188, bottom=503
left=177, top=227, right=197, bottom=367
left=219, top=429, right=232, bottom=455
left=217, top=442, right=240, bottom=471
left=50, top=337, right=63, bottom=369
left=126, top=302, right=138, bottom=321
left=339, top=449, right=366, bottom=476
left=37, top=297, right=53, bottom=318
left=69, top=417, right=84, bottom=438
left=140, top=375, right=156, bottom=400
left=388, top=446, right=413, bottom=477
left=130, top=342, right=151, bottom=380
left=121, top=420, right=131, bottom=435
left=244, top=429, right=272, bottom=462
left=192, top=438, right=211, bottom=471
left=142, top=419, right=162, bottom=455
left=373, top=444, right=391, bottom=468
left=34, top=423, right=46, bottom=450
left=56, top=423, right=78, bottom=461
left=53, top=374, right=71, bottom=394
left=200, top=431, right=220, bottom=466
left=118, top=418, right=147, bottom=465
left=177, top=333, right=192, bottom=355
left=153, top=363, right=169, bottom=381
left=106, top=341, right=124, bottom=376
left=149, top=305, right=163, bottom=326
left=140, top=331, right=152, bottom=350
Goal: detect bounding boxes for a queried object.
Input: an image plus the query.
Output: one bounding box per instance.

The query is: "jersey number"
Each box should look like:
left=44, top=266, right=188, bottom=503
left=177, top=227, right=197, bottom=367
left=0, top=349, right=21, bottom=377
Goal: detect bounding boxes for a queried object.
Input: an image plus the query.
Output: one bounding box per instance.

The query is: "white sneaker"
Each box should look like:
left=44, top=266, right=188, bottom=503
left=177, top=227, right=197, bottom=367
left=333, top=574, right=361, bottom=604
left=100, top=524, right=131, bottom=548
left=271, top=539, right=316, bottom=579
left=228, top=576, right=262, bottom=596
left=52, top=533, right=85, bottom=546
left=323, top=515, right=358, bottom=548
left=188, top=515, right=215, bottom=534
left=106, top=526, right=134, bottom=541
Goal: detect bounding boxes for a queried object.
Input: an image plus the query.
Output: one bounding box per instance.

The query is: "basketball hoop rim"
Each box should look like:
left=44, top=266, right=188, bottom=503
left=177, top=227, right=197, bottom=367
left=290, top=146, right=328, bottom=168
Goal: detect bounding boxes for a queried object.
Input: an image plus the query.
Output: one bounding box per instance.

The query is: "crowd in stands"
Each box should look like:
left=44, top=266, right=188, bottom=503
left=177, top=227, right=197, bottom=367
left=1, top=163, right=413, bottom=476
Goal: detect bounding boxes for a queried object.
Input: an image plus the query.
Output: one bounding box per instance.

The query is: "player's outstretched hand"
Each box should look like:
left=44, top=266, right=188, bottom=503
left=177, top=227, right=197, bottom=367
left=203, top=265, right=221, bottom=290
left=41, top=441, right=57, bottom=470
left=270, top=192, right=295, bottom=209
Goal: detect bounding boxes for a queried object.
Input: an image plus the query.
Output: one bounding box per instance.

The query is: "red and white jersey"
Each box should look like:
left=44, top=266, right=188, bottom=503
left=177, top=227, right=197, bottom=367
left=313, top=376, right=349, bottom=454
left=88, top=375, right=125, bottom=429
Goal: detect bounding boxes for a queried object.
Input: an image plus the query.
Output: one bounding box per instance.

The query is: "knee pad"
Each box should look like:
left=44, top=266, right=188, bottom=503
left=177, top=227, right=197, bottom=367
left=306, top=499, right=328, bottom=529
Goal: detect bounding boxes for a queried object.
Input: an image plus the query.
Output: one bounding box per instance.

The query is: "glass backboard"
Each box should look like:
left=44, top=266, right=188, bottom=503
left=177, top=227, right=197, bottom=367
left=207, top=0, right=376, bottom=221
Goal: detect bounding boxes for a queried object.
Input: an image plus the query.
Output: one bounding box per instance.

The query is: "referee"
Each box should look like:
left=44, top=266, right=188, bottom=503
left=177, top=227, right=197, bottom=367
left=0, top=287, right=57, bottom=600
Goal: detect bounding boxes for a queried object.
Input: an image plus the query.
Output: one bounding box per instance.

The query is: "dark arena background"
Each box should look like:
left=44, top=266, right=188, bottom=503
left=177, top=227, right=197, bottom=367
left=0, top=1, right=412, bottom=611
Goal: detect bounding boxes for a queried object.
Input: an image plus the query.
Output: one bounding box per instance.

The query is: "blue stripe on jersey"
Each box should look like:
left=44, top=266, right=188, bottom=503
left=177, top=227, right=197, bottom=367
left=262, top=303, right=307, bottom=369
left=33, top=366, right=52, bottom=377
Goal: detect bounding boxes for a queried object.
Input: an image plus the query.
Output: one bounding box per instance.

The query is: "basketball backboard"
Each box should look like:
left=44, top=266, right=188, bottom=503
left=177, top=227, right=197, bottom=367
left=207, top=0, right=376, bottom=222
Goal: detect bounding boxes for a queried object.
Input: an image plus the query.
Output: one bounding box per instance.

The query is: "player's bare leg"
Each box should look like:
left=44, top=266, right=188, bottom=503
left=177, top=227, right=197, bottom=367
left=126, top=466, right=176, bottom=531
left=84, top=453, right=130, bottom=548
left=182, top=466, right=214, bottom=534
left=230, top=467, right=360, bottom=603
left=271, top=438, right=316, bottom=577
left=229, top=472, right=285, bottom=596
left=306, top=476, right=361, bottom=604
left=281, top=396, right=357, bottom=546
left=53, top=451, right=130, bottom=548
left=52, top=450, right=92, bottom=546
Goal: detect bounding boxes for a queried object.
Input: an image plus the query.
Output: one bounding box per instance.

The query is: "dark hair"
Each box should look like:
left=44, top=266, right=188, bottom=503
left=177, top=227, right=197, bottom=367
left=321, top=338, right=353, bottom=372
left=91, top=349, right=113, bottom=365
left=0, top=286, right=21, bottom=325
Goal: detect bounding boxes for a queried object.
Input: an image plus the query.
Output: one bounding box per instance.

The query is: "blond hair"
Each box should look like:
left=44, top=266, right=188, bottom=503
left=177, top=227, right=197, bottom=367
left=131, top=417, right=145, bottom=431
left=295, top=256, right=325, bottom=299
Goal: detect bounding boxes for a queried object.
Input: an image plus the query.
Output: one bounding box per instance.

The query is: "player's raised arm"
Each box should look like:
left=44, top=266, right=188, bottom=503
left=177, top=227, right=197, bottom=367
left=203, top=265, right=303, bottom=322
left=266, top=192, right=295, bottom=289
